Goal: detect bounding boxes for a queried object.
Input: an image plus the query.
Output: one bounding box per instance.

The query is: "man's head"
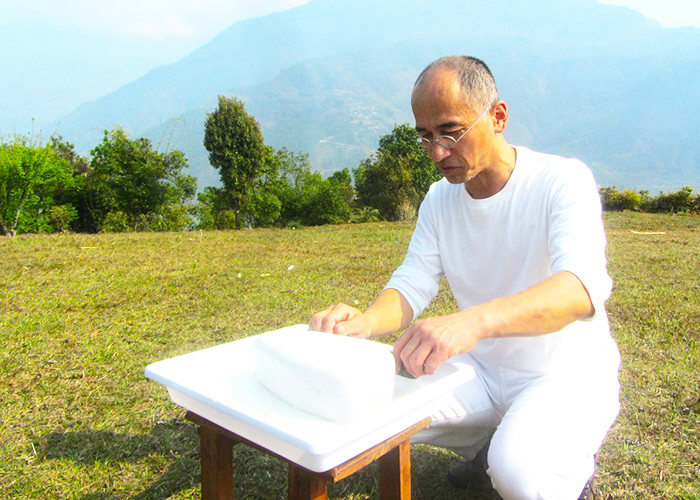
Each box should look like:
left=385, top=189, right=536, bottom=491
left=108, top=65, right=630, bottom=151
left=411, top=55, right=513, bottom=197
left=414, top=56, right=499, bottom=115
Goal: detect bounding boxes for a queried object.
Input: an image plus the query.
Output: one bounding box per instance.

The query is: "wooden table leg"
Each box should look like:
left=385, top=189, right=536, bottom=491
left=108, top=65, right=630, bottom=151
left=288, top=464, right=329, bottom=500
left=378, top=439, right=411, bottom=500
left=187, top=411, right=429, bottom=500
left=200, top=425, right=234, bottom=500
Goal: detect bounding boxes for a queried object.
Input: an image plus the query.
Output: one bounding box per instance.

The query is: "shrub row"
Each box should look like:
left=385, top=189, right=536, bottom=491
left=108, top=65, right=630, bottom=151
left=599, top=186, right=700, bottom=214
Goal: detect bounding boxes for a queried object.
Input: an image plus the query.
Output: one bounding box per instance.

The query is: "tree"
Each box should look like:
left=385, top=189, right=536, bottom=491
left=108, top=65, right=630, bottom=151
left=354, top=124, right=441, bottom=221
left=0, top=134, right=76, bottom=237
left=85, top=128, right=196, bottom=232
left=204, top=96, right=266, bottom=230
left=274, top=149, right=353, bottom=226
left=48, top=136, right=90, bottom=232
left=241, top=145, right=284, bottom=228
left=195, top=145, right=283, bottom=230
left=193, top=187, right=230, bottom=230
left=194, top=146, right=354, bottom=229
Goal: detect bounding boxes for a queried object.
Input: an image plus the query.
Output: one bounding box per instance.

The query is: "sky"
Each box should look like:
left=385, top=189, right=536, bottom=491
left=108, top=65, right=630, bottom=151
left=1, top=0, right=312, bottom=47
left=597, top=0, right=700, bottom=28
left=1, top=0, right=699, bottom=135
left=0, top=0, right=313, bottom=134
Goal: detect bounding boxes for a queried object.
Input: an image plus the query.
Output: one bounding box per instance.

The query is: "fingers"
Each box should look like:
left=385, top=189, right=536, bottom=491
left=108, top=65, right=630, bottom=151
left=309, top=303, right=369, bottom=337
left=393, top=327, right=429, bottom=377
left=334, top=315, right=371, bottom=338
left=309, top=305, right=335, bottom=332
left=422, top=350, right=445, bottom=375
left=392, top=327, right=413, bottom=373
left=393, top=322, right=449, bottom=377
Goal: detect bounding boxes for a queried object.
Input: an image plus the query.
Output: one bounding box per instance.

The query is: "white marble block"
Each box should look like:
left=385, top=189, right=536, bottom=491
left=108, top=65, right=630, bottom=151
left=254, top=327, right=396, bottom=423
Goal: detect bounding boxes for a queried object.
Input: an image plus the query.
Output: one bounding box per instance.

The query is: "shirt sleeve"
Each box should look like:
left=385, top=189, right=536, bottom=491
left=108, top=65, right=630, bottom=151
left=547, top=161, right=613, bottom=317
left=383, top=184, right=445, bottom=320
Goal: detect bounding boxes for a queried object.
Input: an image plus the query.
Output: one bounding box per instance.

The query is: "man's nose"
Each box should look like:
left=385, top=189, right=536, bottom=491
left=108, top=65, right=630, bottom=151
left=429, top=143, right=452, bottom=163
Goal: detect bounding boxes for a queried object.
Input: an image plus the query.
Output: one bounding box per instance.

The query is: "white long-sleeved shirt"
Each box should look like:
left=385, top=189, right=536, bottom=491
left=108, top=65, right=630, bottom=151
left=385, top=146, right=620, bottom=375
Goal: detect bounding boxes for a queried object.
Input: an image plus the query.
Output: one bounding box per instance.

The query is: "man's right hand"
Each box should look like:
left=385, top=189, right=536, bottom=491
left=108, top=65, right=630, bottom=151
left=309, top=303, right=374, bottom=338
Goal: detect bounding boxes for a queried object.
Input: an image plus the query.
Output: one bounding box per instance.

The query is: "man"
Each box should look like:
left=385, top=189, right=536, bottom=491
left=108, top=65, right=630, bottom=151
left=310, top=56, right=620, bottom=500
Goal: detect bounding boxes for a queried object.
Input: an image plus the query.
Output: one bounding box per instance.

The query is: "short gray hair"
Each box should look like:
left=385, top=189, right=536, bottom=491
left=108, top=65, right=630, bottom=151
left=415, top=56, right=499, bottom=112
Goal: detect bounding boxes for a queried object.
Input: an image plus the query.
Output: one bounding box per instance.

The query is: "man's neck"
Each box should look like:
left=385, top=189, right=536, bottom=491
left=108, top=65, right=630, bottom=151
left=464, top=143, right=517, bottom=199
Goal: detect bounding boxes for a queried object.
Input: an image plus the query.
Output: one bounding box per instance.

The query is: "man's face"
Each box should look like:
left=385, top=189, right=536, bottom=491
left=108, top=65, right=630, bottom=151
left=411, top=68, right=494, bottom=185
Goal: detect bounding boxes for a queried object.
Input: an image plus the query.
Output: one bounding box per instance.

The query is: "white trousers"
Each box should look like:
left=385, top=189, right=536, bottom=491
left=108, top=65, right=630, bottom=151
left=412, top=355, right=620, bottom=500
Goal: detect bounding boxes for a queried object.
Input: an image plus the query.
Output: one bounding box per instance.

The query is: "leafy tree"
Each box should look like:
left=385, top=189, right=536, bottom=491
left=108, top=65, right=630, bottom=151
left=195, top=186, right=254, bottom=230
left=0, top=134, right=76, bottom=236
left=48, top=136, right=90, bottom=232
left=193, top=187, right=228, bottom=230
left=157, top=171, right=197, bottom=231
left=246, top=189, right=283, bottom=227
left=85, top=128, right=196, bottom=232
left=274, top=149, right=352, bottom=226
left=195, top=146, right=353, bottom=229
left=242, top=145, right=284, bottom=227
left=354, top=124, right=440, bottom=221
left=274, top=149, right=314, bottom=225
left=195, top=145, right=283, bottom=230
left=328, top=168, right=355, bottom=208
left=50, top=135, right=89, bottom=175
left=204, top=96, right=266, bottom=230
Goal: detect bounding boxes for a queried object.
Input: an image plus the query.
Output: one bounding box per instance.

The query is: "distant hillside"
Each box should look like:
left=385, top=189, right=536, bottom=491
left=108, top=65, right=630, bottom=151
left=53, top=0, right=700, bottom=191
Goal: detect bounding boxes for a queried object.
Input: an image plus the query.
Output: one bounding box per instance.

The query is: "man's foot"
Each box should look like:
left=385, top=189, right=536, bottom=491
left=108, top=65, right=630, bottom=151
left=449, top=446, right=596, bottom=500
left=446, top=442, right=492, bottom=491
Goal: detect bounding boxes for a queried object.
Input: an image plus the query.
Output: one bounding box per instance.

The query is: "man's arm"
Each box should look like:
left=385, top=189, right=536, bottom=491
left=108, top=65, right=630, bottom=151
left=393, top=270, right=594, bottom=377
left=311, top=272, right=593, bottom=378
left=309, top=288, right=414, bottom=338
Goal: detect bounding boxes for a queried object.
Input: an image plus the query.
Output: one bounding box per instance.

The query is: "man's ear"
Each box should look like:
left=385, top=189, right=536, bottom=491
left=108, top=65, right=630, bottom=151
left=492, top=100, right=508, bottom=134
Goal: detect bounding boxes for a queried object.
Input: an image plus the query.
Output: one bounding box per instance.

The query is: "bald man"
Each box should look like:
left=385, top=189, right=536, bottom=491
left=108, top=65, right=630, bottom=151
left=311, top=56, right=619, bottom=500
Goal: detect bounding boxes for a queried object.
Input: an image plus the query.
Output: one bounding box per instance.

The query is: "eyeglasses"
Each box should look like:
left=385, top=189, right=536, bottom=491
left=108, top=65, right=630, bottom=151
left=417, top=102, right=494, bottom=150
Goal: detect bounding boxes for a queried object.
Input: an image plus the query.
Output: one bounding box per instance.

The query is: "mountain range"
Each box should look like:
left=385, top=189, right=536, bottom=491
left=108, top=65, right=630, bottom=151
left=52, top=0, right=700, bottom=191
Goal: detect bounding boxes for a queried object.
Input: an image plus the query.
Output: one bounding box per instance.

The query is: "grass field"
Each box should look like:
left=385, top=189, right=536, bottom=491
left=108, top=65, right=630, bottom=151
left=1, top=212, right=698, bottom=499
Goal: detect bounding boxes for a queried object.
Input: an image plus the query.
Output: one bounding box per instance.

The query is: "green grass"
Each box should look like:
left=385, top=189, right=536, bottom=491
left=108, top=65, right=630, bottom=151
left=597, top=212, right=700, bottom=499
left=1, top=214, right=698, bottom=499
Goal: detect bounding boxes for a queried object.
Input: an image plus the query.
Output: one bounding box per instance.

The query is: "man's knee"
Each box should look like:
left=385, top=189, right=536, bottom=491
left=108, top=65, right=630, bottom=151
left=487, top=445, right=543, bottom=500
left=486, top=441, right=593, bottom=500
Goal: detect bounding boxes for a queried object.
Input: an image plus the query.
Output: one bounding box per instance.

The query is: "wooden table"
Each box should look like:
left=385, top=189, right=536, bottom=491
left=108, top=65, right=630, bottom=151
left=186, top=411, right=431, bottom=500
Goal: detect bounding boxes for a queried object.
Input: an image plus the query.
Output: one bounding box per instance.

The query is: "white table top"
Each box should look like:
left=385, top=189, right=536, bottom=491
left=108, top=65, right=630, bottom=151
left=145, top=324, right=475, bottom=472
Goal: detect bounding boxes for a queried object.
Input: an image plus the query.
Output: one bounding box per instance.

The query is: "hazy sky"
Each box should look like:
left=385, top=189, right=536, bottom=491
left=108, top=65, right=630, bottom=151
left=598, top=0, right=700, bottom=27
left=1, top=0, right=699, bottom=134
left=0, top=0, right=313, bottom=133
left=0, top=0, right=312, bottom=46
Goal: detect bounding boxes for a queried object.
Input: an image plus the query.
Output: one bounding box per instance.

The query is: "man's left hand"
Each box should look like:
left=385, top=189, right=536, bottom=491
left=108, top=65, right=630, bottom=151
left=392, top=309, right=490, bottom=377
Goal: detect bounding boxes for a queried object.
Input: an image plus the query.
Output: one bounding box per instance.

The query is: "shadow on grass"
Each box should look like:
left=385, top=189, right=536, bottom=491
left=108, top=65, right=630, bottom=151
left=38, top=422, right=500, bottom=500
left=39, top=419, right=202, bottom=500
left=411, top=445, right=502, bottom=500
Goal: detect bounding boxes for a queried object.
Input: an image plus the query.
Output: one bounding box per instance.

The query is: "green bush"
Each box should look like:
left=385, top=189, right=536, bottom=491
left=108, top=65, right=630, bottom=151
left=640, top=186, right=695, bottom=214
left=350, top=206, right=381, bottom=223
left=47, top=204, right=78, bottom=232
left=601, top=186, right=698, bottom=214
left=101, top=211, right=130, bottom=233
left=600, top=186, right=644, bottom=211
left=0, top=134, right=78, bottom=236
